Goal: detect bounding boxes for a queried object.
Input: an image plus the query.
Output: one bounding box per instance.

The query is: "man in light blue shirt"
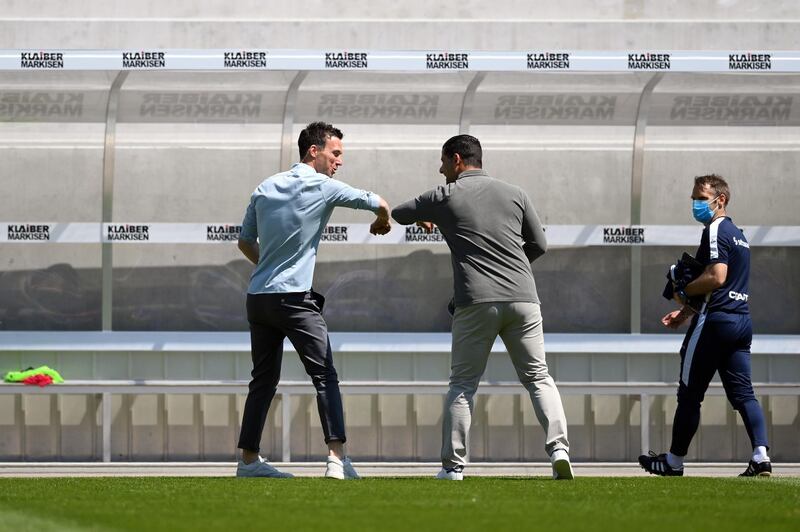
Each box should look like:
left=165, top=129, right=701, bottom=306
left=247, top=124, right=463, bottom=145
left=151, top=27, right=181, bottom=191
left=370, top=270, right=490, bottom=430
left=239, top=151, right=388, bottom=294
left=236, top=122, right=391, bottom=479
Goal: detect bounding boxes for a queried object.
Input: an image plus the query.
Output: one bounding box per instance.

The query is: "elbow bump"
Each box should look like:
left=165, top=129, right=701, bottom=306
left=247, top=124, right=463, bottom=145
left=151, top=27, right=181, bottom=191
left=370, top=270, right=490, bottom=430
left=390, top=209, right=407, bottom=224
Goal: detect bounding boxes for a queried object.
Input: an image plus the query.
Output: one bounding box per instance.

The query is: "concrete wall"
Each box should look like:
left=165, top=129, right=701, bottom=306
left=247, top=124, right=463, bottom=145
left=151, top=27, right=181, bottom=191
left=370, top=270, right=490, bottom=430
left=5, top=0, right=800, bottom=19
left=2, top=1, right=800, bottom=49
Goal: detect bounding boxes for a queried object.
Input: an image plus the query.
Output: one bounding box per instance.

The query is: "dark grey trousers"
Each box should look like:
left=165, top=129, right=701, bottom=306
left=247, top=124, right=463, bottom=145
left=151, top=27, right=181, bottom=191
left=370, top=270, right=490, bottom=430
left=237, top=290, right=346, bottom=452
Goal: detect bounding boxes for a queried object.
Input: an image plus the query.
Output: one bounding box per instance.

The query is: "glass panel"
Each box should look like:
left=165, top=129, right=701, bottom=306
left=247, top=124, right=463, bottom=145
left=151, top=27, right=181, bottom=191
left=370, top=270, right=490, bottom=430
left=468, top=72, right=652, bottom=332
left=296, top=71, right=470, bottom=331
left=640, top=73, right=800, bottom=333
left=643, top=73, right=800, bottom=225
left=111, top=71, right=293, bottom=330
left=0, top=72, right=113, bottom=330
left=2, top=70, right=797, bottom=334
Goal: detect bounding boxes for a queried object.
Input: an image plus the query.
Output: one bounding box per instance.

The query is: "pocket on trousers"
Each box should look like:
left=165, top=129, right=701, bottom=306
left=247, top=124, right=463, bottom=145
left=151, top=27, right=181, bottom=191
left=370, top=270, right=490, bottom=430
left=310, top=290, right=326, bottom=312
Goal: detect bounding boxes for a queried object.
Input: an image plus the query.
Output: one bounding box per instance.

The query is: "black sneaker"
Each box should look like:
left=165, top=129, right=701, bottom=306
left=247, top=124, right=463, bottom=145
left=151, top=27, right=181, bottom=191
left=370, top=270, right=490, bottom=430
left=739, top=460, right=772, bottom=477
left=638, top=451, right=684, bottom=477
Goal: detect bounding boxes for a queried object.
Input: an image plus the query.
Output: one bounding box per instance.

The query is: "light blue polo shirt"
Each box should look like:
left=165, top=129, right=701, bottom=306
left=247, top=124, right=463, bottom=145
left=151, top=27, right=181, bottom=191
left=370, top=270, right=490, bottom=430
left=240, top=162, right=381, bottom=294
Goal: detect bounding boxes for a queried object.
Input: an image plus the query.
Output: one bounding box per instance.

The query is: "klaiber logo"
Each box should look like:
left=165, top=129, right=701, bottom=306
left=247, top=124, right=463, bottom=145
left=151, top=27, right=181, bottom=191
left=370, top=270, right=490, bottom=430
left=107, top=224, right=150, bottom=241
left=206, top=225, right=242, bottom=241
left=426, top=53, right=469, bottom=70
left=317, top=93, right=439, bottom=120
left=122, top=51, right=166, bottom=69
left=669, top=95, right=791, bottom=123
left=7, top=224, right=50, bottom=241
left=20, top=52, right=64, bottom=69
left=224, top=51, right=267, bottom=68
left=493, top=94, right=616, bottom=121
left=320, top=225, right=349, bottom=242
left=527, top=53, right=570, bottom=70
left=324, top=52, right=368, bottom=69
left=404, top=226, right=445, bottom=243
left=602, top=226, right=645, bottom=244
left=729, top=53, right=771, bottom=70
left=628, top=53, right=671, bottom=70
left=0, top=92, right=84, bottom=119
left=138, top=92, right=264, bottom=120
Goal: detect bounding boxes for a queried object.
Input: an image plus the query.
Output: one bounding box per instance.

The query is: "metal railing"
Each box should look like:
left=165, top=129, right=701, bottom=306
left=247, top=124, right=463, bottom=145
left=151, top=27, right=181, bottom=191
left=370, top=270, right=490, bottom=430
left=2, top=379, right=798, bottom=462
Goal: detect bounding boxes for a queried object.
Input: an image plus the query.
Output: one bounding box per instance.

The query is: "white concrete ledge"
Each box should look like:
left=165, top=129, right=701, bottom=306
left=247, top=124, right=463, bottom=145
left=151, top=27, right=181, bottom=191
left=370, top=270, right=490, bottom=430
left=1, top=331, right=798, bottom=355
left=0, top=381, right=796, bottom=464
left=1, top=380, right=799, bottom=395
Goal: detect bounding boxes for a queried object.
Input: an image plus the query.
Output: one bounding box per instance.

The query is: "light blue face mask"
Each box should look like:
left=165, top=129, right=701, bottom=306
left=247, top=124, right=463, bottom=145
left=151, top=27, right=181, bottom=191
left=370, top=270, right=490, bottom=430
left=692, top=196, right=718, bottom=224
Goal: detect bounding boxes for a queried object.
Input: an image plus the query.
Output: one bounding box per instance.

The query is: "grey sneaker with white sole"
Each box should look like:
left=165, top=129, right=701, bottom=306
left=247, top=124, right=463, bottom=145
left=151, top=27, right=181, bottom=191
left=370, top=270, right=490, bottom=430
left=236, top=456, right=294, bottom=478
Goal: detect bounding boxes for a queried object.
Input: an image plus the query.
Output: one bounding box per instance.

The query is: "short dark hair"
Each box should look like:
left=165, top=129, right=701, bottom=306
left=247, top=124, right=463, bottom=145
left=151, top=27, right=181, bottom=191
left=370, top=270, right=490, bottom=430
left=694, top=174, right=731, bottom=206
left=442, top=134, right=482, bottom=167
left=298, top=121, right=344, bottom=159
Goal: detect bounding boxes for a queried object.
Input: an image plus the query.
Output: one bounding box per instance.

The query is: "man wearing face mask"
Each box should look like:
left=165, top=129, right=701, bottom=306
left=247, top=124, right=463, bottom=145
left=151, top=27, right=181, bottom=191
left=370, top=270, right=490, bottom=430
left=392, top=135, right=572, bottom=481
left=236, top=122, right=391, bottom=479
left=639, top=174, right=771, bottom=477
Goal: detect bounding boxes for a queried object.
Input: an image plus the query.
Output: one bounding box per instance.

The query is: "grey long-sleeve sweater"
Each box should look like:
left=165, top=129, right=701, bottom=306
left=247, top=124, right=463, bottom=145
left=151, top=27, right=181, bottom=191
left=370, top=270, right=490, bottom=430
left=392, top=169, right=547, bottom=308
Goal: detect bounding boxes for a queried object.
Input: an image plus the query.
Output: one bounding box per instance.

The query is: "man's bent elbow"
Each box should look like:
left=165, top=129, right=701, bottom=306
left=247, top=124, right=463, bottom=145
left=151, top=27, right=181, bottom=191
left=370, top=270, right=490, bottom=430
left=391, top=207, right=414, bottom=225
left=709, top=264, right=728, bottom=288
left=524, top=242, right=547, bottom=262
left=538, top=240, right=548, bottom=255
left=238, top=238, right=259, bottom=263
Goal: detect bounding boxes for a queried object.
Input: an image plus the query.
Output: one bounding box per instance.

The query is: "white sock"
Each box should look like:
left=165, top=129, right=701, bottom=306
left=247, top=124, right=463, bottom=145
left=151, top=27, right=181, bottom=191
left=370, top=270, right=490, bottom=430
left=666, top=452, right=684, bottom=469
left=752, top=446, right=770, bottom=463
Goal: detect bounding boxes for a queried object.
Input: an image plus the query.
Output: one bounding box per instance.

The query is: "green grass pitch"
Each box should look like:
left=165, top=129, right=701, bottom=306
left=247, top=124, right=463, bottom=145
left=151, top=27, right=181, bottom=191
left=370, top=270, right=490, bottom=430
left=1, top=476, right=798, bottom=531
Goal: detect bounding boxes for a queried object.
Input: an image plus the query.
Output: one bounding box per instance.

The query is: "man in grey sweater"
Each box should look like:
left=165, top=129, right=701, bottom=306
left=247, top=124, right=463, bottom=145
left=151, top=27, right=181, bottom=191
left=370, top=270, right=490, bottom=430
left=392, top=134, right=572, bottom=480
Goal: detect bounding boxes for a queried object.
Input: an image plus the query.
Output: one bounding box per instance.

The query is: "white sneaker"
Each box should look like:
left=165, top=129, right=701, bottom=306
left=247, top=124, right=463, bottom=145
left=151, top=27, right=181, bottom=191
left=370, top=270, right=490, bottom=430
left=436, top=467, right=464, bottom=481
left=236, top=456, right=294, bottom=478
left=325, top=456, right=360, bottom=480
left=550, top=449, right=574, bottom=480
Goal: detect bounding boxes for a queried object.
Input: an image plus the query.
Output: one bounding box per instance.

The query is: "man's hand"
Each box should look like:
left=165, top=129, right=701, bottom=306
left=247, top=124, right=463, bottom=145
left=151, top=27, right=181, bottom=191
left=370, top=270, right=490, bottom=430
left=370, top=218, right=391, bottom=235
left=661, top=308, right=691, bottom=329
left=370, top=197, right=392, bottom=235
left=416, top=221, right=435, bottom=233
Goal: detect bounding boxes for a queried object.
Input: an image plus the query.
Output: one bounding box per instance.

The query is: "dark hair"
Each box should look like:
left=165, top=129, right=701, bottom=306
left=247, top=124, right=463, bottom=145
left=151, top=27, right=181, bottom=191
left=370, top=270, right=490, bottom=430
left=298, top=121, right=344, bottom=159
left=442, top=134, right=482, bottom=167
left=694, top=174, right=731, bottom=206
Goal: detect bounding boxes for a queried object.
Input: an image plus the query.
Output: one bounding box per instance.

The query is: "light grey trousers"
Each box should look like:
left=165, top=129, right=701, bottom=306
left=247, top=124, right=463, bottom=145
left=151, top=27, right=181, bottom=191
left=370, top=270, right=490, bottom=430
left=442, top=301, right=570, bottom=469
